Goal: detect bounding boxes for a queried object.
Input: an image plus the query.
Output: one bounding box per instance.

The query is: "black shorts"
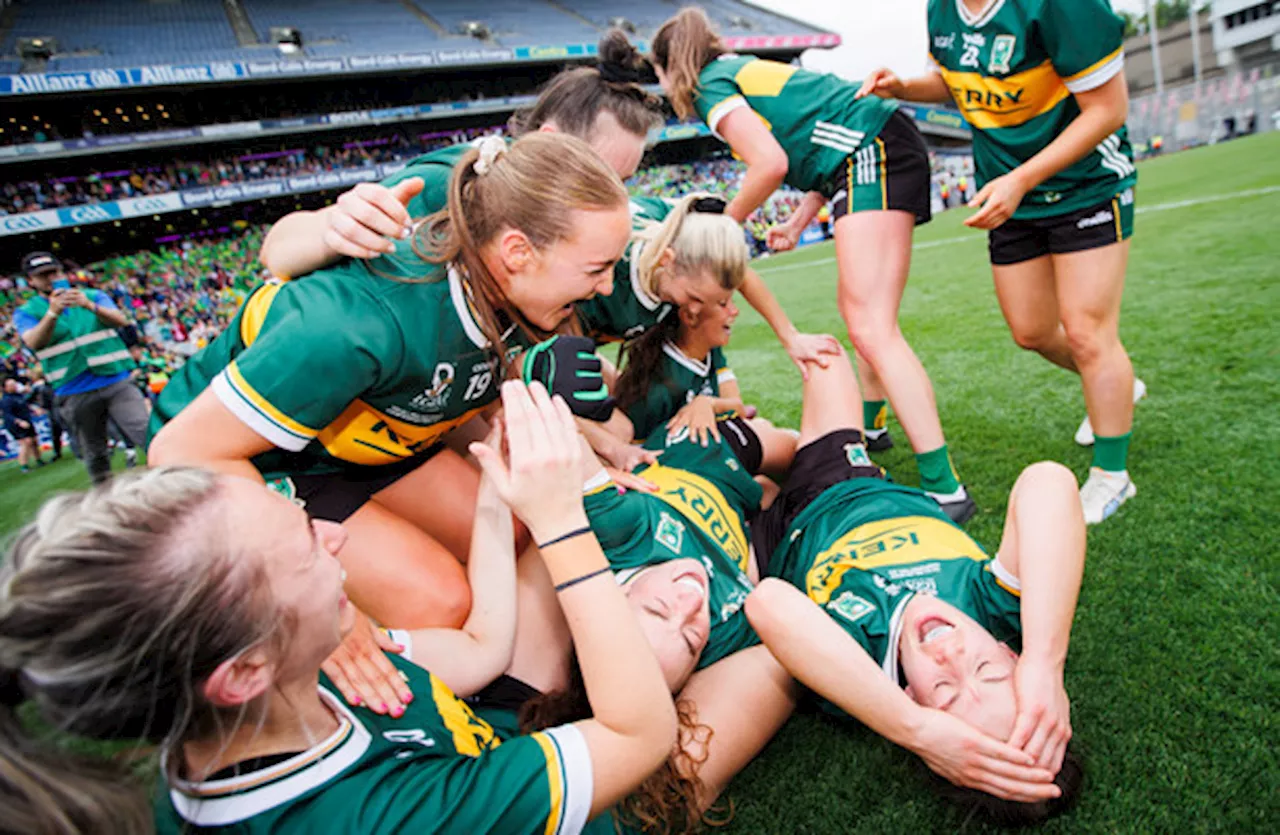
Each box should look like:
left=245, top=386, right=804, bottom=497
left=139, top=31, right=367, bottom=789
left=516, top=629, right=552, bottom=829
left=267, top=443, right=443, bottom=522
left=751, top=429, right=885, bottom=575
left=989, top=188, right=1136, bottom=266
left=829, top=110, right=933, bottom=227
left=6, top=424, right=35, bottom=440
left=718, top=415, right=764, bottom=476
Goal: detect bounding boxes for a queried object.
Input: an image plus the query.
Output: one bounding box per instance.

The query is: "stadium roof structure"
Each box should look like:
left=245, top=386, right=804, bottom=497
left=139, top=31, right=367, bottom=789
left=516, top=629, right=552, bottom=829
left=0, top=0, right=838, bottom=96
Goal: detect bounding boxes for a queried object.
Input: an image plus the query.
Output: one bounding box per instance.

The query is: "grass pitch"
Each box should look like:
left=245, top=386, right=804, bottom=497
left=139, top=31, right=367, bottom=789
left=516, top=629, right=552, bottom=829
left=2, top=133, right=1277, bottom=833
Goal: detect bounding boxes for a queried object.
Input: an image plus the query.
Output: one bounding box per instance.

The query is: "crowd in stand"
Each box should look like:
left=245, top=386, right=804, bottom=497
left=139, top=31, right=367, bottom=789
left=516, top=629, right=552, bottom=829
left=2, top=126, right=503, bottom=216
left=3, top=146, right=981, bottom=381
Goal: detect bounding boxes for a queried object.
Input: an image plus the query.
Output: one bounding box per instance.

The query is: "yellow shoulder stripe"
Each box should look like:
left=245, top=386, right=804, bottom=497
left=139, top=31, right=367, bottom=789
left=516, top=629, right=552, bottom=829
left=532, top=733, right=566, bottom=835
left=734, top=58, right=797, bottom=98
left=1064, top=47, right=1122, bottom=84
left=239, top=282, right=283, bottom=347
left=225, top=361, right=317, bottom=438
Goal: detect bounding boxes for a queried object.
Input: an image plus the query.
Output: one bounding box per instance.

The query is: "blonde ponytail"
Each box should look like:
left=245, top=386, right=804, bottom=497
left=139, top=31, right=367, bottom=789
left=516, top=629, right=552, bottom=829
left=635, top=193, right=749, bottom=298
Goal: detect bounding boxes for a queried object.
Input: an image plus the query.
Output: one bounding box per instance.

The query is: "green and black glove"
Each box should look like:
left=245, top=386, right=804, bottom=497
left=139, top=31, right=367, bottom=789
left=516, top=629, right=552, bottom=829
left=521, top=335, right=616, bottom=422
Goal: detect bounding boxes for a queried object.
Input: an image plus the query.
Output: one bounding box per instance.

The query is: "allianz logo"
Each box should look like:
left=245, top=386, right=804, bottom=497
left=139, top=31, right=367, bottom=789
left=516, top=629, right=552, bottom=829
left=1076, top=209, right=1115, bottom=229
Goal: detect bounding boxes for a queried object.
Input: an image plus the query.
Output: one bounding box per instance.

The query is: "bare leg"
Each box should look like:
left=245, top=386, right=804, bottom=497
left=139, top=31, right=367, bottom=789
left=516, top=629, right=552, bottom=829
left=679, top=645, right=798, bottom=810
left=833, top=210, right=947, bottom=454
left=993, top=256, right=1079, bottom=372
left=339, top=501, right=472, bottom=629
left=1053, top=241, right=1134, bottom=439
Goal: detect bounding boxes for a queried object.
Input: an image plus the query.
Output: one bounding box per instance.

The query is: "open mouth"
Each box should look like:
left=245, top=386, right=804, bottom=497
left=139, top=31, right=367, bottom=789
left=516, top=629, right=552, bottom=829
left=917, top=616, right=955, bottom=644
left=673, top=569, right=708, bottom=603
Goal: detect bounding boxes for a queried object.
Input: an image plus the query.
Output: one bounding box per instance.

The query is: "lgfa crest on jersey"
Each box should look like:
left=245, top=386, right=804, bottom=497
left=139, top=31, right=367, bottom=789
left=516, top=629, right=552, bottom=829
left=989, top=35, right=1017, bottom=74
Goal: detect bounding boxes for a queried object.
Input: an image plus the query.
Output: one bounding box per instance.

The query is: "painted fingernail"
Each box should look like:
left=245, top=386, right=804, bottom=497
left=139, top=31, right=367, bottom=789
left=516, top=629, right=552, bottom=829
left=379, top=702, right=389, bottom=713
left=351, top=695, right=362, bottom=706
left=390, top=705, right=405, bottom=718
left=402, top=692, right=414, bottom=704
left=401, top=226, right=412, bottom=239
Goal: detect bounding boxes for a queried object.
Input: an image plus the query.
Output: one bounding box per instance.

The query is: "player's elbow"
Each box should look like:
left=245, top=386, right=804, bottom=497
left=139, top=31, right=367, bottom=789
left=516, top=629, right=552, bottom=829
left=745, top=578, right=791, bottom=637
left=145, top=423, right=181, bottom=466
left=757, top=149, right=789, bottom=184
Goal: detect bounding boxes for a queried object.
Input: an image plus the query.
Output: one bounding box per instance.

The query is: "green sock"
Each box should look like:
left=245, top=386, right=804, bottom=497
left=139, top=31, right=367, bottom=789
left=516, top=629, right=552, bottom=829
left=863, top=400, right=888, bottom=432
left=916, top=445, right=961, bottom=494
left=1092, top=432, right=1131, bottom=473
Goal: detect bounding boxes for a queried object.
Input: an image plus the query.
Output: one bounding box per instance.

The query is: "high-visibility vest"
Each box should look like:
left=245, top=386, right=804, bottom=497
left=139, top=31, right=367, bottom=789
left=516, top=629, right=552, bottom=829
left=19, top=296, right=134, bottom=386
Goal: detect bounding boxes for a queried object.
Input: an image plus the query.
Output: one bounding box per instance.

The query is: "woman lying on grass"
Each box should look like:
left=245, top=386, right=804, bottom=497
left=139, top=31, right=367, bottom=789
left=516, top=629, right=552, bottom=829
left=744, top=366, right=1085, bottom=822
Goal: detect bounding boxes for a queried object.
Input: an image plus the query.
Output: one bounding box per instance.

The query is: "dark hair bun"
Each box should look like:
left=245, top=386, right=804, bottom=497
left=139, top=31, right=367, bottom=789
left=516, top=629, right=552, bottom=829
left=598, top=29, right=657, bottom=85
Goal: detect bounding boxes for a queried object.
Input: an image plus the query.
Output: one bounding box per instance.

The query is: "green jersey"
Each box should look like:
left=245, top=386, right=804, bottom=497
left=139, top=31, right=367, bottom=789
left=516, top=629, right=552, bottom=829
left=155, top=655, right=596, bottom=834
left=624, top=344, right=735, bottom=443
left=768, top=480, right=1021, bottom=713
left=152, top=261, right=528, bottom=480
left=584, top=428, right=764, bottom=669
left=927, top=0, right=1137, bottom=218
left=576, top=197, right=676, bottom=342
left=693, top=54, right=899, bottom=194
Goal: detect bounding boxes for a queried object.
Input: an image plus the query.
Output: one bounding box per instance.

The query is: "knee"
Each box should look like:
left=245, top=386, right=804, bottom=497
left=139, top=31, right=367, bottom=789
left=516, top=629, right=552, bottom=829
left=845, top=320, right=895, bottom=364
left=386, top=563, right=473, bottom=629
left=1062, top=318, right=1114, bottom=364
left=1008, top=323, right=1058, bottom=353
left=1015, top=460, right=1078, bottom=496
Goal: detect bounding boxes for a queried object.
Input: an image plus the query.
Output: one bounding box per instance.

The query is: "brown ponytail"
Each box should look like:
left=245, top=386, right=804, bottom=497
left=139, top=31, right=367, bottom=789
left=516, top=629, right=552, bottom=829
left=651, top=8, right=726, bottom=120
left=509, top=31, right=663, bottom=141
left=412, top=132, right=629, bottom=367
left=614, top=313, right=682, bottom=415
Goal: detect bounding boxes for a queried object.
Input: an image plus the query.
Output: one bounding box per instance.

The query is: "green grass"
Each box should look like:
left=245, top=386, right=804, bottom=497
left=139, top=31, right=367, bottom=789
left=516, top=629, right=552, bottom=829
left=4, top=135, right=1279, bottom=832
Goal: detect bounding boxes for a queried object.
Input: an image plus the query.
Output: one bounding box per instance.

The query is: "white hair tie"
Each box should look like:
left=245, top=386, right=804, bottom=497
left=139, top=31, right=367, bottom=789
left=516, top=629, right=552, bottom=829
left=473, top=135, right=507, bottom=176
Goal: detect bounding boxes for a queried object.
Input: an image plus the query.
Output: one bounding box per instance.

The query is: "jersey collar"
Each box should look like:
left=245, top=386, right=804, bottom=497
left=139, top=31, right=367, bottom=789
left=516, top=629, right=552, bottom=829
left=166, top=687, right=371, bottom=826
left=448, top=265, right=489, bottom=348
left=956, top=0, right=1005, bottom=27
left=662, top=341, right=712, bottom=377
left=628, top=240, right=665, bottom=312
left=883, top=592, right=916, bottom=686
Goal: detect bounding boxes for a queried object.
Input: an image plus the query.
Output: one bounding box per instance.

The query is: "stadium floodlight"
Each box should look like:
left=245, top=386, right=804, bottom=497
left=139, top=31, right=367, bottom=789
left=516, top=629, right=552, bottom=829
left=608, top=17, right=637, bottom=35
left=458, top=21, right=492, bottom=40
left=17, top=37, right=56, bottom=59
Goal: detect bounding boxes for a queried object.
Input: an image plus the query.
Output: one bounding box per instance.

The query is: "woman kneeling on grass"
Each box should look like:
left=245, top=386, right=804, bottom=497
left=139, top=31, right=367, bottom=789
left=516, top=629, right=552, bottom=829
left=0, top=382, right=676, bottom=835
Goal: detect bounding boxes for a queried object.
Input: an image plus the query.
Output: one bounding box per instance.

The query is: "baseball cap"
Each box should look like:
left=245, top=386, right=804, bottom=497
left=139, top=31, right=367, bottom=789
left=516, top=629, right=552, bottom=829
left=21, top=252, right=61, bottom=276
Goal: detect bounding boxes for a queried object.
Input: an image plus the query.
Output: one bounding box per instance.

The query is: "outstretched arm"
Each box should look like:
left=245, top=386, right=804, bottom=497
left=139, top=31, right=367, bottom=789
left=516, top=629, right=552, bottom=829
left=747, top=578, right=1060, bottom=802
left=737, top=269, right=841, bottom=380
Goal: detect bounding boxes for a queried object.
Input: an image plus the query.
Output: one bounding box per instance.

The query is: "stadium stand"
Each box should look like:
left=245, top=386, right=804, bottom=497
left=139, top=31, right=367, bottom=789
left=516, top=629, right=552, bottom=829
left=1, top=0, right=824, bottom=71
left=4, top=0, right=248, bottom=67
left=242, top=0, right=445, bottom=55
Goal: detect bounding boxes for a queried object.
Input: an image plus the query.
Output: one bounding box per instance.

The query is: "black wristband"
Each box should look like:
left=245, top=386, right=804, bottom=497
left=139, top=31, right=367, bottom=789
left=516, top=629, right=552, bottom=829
left=537, top=525, right=592, bottom=550
left=554, top=565, right=614, bottom=593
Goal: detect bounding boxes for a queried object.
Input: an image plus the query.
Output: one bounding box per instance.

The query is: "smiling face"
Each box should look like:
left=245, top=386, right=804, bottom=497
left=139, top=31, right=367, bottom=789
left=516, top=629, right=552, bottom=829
left=680, top=282, right=738, bottom=349
left=898, top=595, right=1019, bottom=742
left=498, top=206, right=631, bottom=331
left=220, top=477, right=354, bottom=682
left=622, top=558, right=712, bottom=691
